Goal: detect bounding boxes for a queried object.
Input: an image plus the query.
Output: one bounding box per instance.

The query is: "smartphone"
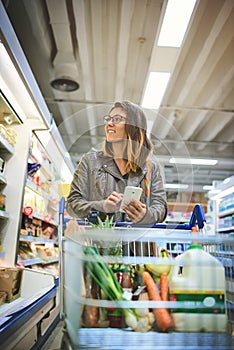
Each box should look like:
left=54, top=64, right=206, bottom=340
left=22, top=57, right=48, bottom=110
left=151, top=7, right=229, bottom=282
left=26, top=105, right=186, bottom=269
left=120, top=186, right=143, bottom=212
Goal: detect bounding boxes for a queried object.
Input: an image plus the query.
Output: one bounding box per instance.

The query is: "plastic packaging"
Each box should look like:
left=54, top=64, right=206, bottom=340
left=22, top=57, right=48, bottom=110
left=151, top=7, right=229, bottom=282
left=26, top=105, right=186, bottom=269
left=169, top=244, right=227, bottom=332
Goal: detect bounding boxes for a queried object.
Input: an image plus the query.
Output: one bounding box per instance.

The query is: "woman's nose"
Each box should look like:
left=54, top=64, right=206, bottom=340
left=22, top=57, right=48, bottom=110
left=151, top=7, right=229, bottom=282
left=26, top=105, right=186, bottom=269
left=107, top=119, right=114, bottom=125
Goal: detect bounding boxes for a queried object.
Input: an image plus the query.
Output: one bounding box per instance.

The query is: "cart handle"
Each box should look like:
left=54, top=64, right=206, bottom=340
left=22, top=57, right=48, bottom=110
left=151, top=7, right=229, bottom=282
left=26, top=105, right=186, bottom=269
left=188, top=203, right=206, bottom=229
left=116, top=203, right=206, bottom=229
left=59, top=197, right=206, bottom=230
left=59, top=196, right=65, bottom=224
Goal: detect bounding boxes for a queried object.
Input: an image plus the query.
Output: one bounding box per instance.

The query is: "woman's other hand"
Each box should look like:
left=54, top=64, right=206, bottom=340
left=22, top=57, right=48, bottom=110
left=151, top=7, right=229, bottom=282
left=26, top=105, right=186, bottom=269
left=122, top=199, right=146, bottom=223
left=103, top=191, right=123, bottom=213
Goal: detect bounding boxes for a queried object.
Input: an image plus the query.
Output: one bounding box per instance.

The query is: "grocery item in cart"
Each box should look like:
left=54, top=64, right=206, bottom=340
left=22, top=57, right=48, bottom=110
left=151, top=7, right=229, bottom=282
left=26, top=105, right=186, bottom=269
left=82, top=245, right=155, bottom=332
left=169, top=244, right=227, bottom=332
left=107, top=265, right=132, bottom=328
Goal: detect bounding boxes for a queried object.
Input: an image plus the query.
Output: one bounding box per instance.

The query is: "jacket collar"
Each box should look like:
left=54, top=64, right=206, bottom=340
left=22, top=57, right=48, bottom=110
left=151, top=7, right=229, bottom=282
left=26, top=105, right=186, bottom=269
left=98, top=152, right=147, bottom=184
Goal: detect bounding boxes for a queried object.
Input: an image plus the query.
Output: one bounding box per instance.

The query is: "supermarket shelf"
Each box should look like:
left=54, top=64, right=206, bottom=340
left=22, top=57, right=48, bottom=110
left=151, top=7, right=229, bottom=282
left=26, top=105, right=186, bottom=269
left=213, top=250, right=234, bottom=257
left=18, top=257, right=59, bottom=267
left=31, top=213, right=58, bottom=226
left=0, top=286, right=57, bottom=348
left=0, top=174, right=7, bottom=185
left=0, top=268, right=56, bottom=323
left=26, top=179, right=50, bottom=199
left=218, top=226, right=234, bottom=232
left=25, top=180, right=59, bottom=216
left=0, top=210, right=9, bottom=219
left=219, top=208, right=234, bottom=217
left=18, top=258, right=44, bottom=266
left=21, top=209, right=58, bottom=227
left=0, top=135, right=15, bottom=154
left=40, top=258, right=59, bottom=265
left=19, top=235, right=56, bottom=244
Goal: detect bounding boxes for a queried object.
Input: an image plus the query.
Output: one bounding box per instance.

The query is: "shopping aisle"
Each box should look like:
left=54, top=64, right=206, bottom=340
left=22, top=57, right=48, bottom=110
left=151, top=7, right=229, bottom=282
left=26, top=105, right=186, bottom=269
left=40, top=321, right=64, bottom=350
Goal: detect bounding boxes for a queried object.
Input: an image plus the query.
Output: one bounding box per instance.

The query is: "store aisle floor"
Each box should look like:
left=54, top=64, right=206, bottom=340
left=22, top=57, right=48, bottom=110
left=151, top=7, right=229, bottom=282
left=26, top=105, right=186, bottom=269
left=41, top=321, right=64, bottom=350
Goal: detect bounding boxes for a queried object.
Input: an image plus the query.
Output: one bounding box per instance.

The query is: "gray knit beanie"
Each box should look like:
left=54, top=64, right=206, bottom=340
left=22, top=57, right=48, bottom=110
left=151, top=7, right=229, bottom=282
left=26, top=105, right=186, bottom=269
left=111, top=101, right=147, bottom=131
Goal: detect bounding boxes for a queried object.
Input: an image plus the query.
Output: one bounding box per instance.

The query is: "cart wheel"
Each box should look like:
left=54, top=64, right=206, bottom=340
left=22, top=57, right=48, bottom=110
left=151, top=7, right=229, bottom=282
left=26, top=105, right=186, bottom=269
left=60, top=332, right=73, bottom=350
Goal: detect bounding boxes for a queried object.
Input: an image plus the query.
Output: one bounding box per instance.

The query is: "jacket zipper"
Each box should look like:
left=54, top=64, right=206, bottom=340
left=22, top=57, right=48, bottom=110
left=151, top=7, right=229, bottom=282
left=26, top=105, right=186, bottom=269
left=103, top=165, right=146, bottom=187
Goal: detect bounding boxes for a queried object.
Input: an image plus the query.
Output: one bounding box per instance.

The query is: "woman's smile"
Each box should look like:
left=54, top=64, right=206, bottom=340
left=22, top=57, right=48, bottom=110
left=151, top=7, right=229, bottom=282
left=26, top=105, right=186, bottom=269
left=105, top=107, right=127, bottom=142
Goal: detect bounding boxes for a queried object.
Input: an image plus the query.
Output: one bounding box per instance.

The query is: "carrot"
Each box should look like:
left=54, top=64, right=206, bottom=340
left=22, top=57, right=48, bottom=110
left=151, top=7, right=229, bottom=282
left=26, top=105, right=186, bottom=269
left=142, top=271, right=174, bottom=332
left=160, top=272, right=169, bottom=301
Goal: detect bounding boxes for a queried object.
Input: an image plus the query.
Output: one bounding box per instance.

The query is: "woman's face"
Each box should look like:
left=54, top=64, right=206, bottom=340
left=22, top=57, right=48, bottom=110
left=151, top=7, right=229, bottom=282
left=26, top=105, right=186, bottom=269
left=104, top=107, right=127, bottom=142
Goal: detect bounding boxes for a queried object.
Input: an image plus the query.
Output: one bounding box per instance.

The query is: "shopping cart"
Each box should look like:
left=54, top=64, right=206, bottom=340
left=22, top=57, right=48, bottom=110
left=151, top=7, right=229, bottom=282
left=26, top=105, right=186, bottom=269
left=58, top=197, right=234, bottom=350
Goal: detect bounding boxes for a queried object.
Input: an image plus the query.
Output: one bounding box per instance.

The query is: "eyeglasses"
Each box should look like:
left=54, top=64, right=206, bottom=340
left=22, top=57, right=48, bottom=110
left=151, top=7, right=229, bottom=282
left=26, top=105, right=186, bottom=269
left=103, top=114, right=126, bottom=124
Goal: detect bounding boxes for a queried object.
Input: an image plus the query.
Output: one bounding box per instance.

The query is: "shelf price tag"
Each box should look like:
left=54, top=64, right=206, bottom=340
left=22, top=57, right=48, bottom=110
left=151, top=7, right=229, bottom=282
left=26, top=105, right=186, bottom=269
left=23, top=206, right=33, bottom=216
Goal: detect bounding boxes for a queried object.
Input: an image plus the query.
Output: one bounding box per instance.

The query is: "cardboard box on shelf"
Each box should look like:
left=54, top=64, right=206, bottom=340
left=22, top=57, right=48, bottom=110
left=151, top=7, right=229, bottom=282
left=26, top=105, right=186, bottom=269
left=0, top=267, right=23, bottom=302
left=0, top=291, right=7, bottom=305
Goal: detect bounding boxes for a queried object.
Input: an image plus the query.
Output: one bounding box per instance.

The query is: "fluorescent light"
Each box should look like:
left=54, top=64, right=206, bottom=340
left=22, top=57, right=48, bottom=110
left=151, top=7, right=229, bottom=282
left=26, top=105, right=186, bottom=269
left=223, top=177, right=231, bottom=184
left=169, top=158, right=218, bottom=165
left=158, top=0, right=197, bottom=47
left=141, top=72, right=171, bottom=109
left=203, top=185, right=214, bottom=191
left=165, top=183, right=189, bottom=189
left=0, top=42, right=48, bottom=125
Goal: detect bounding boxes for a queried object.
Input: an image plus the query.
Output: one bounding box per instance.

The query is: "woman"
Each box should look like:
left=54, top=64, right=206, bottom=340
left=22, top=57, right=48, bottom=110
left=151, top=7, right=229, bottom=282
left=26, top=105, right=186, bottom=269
left=66, top=101, right=167, bottom=225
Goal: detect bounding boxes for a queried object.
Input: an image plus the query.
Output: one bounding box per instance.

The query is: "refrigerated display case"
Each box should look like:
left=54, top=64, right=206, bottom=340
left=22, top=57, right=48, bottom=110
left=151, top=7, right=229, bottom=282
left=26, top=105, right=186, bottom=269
left=208, top=175, right=234, bottom=336
left=0, top=2, right=74, bottom=348
left=208, top=176, right=234, bottom=235
left=17, top=133, right=60, bottom=277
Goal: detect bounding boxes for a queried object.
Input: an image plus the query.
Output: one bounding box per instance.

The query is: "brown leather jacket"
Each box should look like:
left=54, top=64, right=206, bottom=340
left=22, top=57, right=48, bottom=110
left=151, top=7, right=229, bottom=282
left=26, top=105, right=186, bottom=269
left=66, top=149, right=167, bottom=225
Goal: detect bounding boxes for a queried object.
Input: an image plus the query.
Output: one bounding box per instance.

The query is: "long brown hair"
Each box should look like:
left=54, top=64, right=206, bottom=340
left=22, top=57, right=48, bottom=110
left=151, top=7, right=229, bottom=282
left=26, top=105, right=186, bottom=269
left=103, top=101, right=153, bottom=172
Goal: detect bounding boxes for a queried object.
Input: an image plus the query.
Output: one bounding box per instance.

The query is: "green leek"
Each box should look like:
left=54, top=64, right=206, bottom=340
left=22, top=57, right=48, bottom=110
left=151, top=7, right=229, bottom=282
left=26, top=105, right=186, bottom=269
left=83, top=245, right=138, bottom=328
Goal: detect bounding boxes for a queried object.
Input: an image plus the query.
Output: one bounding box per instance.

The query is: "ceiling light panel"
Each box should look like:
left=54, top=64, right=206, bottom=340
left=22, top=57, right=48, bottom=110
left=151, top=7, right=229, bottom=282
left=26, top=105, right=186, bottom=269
left=141, top=72, right=171, bottom=109
left=165, top=183, right=189, bottom=189
left=158, top=0, right=197, bottom=47
left=169, top=158, right=218, bottom=165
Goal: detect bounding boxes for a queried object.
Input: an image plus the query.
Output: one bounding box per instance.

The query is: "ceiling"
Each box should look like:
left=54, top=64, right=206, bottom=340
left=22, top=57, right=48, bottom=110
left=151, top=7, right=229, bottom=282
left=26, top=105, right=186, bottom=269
left=2, top=0, right=234, bottom=192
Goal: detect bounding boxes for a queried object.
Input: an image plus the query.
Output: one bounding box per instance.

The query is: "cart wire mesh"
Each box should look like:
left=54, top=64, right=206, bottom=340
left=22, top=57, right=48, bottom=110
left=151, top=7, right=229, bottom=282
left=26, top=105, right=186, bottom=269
left=58, top=203, right=233, bottom=349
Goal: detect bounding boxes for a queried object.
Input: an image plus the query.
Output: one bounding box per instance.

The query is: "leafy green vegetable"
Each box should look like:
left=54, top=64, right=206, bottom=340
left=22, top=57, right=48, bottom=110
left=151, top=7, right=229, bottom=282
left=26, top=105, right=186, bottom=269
left=83, top=220, right=155, bottom=332
left=83, top=245, right=138, bottom=328
left=89, top=215, right=122, bottom=256
left=89, top=215, right=115, bottom=229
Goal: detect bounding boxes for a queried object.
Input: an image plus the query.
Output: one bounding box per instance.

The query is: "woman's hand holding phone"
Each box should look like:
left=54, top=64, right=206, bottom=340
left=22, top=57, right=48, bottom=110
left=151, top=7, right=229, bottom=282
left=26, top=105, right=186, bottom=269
left=120, top=186, right=146, bottom=223
left=103, top=187, right=146, bottom=223
left=122, top=199, right=146, bottom=223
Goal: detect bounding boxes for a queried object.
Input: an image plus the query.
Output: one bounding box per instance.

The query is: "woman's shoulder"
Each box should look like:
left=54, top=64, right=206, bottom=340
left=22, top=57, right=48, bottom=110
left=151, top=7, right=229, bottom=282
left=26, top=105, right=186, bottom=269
left=81, top=148, right=103, bottom=161
left=79, top=149, right=110, bottom=169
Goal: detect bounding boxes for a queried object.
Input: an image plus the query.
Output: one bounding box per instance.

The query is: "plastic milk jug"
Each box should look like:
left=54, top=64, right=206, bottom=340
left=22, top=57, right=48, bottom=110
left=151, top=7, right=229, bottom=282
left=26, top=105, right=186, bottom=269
left=169, top=244, right=227, bottom=332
